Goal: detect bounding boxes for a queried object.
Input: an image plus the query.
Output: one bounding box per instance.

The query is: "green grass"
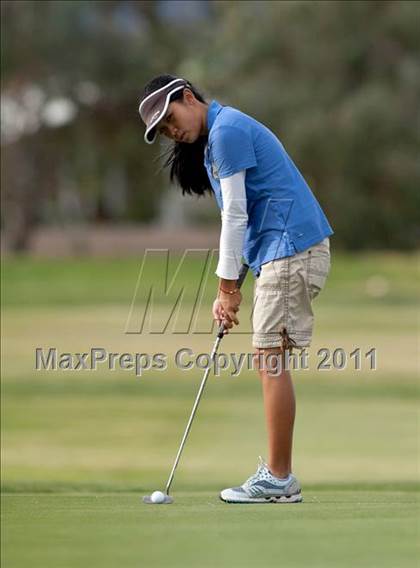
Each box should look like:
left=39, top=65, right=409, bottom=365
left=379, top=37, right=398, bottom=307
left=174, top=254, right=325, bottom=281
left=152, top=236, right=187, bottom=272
left=1, top=252, right=419, bottom=567
left=2, top=490, right=418, bottom=568
left=2, top=250, right=419, bottom=306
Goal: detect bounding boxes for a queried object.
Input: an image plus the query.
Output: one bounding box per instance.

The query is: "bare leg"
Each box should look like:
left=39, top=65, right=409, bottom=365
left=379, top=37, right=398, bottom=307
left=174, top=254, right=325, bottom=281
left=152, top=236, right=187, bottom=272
left=255, top=347, right=296, bottom=478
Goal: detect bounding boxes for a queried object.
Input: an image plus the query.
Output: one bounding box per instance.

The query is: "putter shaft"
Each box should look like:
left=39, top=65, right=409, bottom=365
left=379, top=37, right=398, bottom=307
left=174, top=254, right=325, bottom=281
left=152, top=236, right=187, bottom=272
left=164, top=264, right=249, bottom=496
left=165, top=335, right=222, bottom=495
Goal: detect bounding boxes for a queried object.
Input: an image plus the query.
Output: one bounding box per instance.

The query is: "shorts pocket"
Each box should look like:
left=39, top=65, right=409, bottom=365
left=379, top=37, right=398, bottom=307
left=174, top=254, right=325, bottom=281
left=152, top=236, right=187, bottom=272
left=257, top=258, right=288, bottom=290
left=307, top=247, right=331, bottom=301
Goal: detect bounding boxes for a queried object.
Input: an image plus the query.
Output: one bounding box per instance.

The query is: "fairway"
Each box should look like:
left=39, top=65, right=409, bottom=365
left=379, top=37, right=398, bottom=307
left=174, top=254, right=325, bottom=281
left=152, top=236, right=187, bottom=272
left=1, top=253, right=419, bottom=567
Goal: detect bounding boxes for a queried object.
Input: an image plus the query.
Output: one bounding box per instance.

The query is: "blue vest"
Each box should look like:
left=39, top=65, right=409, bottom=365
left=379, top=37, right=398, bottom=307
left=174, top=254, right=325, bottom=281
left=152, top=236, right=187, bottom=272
left=204, top=100, right=334, bottom=277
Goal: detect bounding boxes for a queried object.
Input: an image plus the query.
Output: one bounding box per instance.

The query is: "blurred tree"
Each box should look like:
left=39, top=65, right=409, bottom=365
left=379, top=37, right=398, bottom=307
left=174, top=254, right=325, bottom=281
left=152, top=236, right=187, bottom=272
left=1, top=0, right=196, bottom=248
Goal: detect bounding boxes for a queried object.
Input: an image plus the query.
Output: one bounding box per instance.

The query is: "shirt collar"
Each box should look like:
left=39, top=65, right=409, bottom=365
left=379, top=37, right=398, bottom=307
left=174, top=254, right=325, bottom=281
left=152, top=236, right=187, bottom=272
left=207, top=99, right=223, bottom=133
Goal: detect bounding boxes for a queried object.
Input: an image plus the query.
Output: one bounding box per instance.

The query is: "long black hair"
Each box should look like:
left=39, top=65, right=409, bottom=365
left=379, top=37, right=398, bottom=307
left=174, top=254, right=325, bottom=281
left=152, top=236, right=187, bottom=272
left=140, top=74, right=212, bottom=197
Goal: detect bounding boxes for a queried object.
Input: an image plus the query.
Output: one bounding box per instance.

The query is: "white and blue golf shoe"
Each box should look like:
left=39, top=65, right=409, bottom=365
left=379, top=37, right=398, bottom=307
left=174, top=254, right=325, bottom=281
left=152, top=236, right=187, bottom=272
left=220, top=457, right=303, bottom=504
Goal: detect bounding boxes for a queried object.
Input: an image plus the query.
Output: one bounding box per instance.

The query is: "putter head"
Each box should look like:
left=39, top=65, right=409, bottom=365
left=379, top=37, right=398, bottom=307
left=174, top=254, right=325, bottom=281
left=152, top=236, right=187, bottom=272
left=143, top=494, right=173, bottom=504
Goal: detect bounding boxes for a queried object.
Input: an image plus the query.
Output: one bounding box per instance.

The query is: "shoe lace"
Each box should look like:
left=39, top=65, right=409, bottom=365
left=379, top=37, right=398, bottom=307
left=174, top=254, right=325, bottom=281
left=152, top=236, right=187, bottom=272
left=243, top=456, right=266, bottom=487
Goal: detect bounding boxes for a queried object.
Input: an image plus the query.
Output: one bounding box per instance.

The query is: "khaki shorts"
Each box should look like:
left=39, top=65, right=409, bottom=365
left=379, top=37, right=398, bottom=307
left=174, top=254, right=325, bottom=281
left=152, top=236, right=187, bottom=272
left=252, top=237, right=331, bottom=351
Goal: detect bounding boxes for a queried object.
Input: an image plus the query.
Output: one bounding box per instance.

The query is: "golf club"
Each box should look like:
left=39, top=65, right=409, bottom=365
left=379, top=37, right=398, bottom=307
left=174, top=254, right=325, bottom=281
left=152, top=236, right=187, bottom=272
left=143, top=263, right=249, bottom=504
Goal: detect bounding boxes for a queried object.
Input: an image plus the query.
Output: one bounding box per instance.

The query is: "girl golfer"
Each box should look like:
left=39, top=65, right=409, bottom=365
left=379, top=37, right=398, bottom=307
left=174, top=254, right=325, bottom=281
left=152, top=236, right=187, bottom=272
left=139, top=75, right=333, bottom=503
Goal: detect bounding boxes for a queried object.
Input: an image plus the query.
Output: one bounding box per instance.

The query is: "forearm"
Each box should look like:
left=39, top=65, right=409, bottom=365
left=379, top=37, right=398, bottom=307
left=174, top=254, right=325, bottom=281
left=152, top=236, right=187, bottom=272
left=216, top=170, right=248, bottom=282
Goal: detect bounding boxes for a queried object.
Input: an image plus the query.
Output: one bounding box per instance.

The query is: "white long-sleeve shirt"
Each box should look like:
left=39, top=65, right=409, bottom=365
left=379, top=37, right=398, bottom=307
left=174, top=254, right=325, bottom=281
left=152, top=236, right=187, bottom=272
left=215, top=170, right=248, bottom=280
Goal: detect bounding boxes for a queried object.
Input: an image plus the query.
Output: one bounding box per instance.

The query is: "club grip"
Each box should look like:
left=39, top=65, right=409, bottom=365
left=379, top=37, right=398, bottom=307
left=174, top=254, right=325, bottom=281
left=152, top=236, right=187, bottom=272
left=217, top=264, right=249, bottom=339
left=236, top=263, right=250, bottom=290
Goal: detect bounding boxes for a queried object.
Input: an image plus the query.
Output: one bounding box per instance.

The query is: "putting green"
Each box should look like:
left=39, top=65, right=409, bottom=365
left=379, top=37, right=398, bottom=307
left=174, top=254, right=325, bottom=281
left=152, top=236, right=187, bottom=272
left=2, top=490, right=418, bottom=568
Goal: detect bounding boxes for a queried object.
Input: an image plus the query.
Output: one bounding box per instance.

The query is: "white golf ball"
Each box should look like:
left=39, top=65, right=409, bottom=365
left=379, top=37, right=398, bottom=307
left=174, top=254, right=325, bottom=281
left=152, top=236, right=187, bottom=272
left=151, top=490, right=166, bottom=504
